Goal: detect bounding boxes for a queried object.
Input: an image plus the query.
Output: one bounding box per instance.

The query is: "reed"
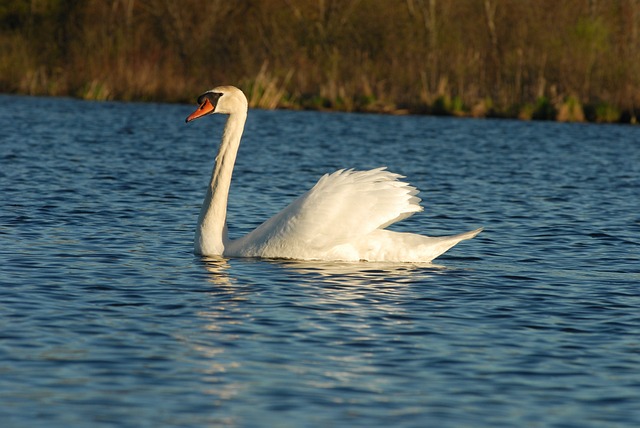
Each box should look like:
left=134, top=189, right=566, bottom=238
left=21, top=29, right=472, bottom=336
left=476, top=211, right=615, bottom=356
left=556, top=96, right=585, bottom=122
left=584, top=102, right=621, bottom=123
left=244, top=62, right=293, bottom=110
left=0, top=0, right=638, bottom=124
left=80, top=80, right=111, bottom=101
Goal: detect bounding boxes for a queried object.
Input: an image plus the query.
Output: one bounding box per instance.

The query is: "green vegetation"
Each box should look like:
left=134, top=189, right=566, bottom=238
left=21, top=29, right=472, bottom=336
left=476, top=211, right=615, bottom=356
left=1, top=0, right=639, bottom=123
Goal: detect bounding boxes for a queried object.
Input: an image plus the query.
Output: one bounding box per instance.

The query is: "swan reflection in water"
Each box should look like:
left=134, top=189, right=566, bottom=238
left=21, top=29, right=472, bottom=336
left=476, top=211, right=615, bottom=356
left=200, top=256, right=234, bottom=286
left=193, top=256, right=450, bottom=408
left=274, top=259, right=446, bottom=284
left=200, top=256, right=446, bottom=288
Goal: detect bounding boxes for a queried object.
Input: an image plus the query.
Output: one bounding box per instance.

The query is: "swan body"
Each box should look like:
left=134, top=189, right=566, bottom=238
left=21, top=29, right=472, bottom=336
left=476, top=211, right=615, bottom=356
left=186, top=85, right=481, bottom=262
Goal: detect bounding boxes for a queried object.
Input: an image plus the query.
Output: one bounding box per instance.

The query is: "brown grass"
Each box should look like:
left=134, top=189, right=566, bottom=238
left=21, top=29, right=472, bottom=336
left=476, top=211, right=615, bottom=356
left=0, top=0, right=638, bottom=123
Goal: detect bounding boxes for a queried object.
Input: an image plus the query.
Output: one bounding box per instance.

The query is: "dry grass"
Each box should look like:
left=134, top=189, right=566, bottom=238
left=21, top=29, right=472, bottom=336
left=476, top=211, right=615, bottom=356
left=0, top=1, right=638, bottom=123
left=245, top=62, right=294, bottom=110
left=556, top=96, right=585, bottom=122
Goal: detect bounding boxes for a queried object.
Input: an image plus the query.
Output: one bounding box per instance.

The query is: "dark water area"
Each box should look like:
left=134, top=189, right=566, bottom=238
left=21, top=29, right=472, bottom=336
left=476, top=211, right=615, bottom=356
left=1, top=94, right=639, bottom=427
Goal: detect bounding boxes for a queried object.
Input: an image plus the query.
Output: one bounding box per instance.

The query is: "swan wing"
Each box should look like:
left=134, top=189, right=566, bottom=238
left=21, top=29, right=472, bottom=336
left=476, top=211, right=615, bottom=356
left=226, top=168, right=423, bottom=258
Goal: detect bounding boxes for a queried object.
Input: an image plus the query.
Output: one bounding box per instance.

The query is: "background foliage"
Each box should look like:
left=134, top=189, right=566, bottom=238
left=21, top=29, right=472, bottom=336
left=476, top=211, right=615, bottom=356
left=1, top=0, right=639, bottom=122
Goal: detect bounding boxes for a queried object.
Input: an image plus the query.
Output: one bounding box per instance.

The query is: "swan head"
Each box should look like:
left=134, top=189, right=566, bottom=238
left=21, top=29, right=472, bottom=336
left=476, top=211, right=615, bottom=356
left=185, top=85, right=248, bottom=123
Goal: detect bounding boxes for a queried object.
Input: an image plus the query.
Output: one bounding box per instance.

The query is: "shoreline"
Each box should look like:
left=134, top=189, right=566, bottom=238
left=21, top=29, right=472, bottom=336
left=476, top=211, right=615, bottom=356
left=4, top=90, right=637, bottom=126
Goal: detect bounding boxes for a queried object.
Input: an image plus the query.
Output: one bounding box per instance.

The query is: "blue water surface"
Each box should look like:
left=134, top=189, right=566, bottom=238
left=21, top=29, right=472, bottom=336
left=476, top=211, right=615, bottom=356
left=1, top=94, right=639, bottom=427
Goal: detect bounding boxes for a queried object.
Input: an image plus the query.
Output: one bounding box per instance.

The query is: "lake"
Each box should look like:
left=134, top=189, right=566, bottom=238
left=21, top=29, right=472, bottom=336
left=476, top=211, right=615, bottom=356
left=1, top=94, right=639, bottom=427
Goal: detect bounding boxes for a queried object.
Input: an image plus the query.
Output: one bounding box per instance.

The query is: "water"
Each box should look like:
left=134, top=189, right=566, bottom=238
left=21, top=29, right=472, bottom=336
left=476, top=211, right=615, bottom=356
left=1, top=94, right=639, bottom=427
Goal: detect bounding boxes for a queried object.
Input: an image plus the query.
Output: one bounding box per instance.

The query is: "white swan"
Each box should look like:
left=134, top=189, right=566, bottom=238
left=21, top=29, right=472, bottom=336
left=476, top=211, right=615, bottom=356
left=186, top=85, right=481, bottom=262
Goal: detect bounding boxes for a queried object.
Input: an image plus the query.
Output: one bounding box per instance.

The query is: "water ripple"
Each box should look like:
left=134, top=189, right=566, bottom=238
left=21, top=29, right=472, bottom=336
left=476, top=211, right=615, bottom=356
left=1, top=96, right=639, bottom=427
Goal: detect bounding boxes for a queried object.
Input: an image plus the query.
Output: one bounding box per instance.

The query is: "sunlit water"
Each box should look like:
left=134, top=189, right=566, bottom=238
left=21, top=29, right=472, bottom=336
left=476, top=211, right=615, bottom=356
left=1, top=94, right=639, bottom=427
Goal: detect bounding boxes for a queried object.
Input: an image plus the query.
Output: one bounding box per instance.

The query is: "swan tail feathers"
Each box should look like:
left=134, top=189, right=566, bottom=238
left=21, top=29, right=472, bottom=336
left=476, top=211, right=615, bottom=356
left=450, top=227, right=483, bottom=241
left=425, top=227, right=483, bottom=261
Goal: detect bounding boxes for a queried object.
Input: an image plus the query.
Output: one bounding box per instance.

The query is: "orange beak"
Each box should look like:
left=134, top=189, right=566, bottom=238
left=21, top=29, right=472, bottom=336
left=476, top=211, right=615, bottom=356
left=185, top=98, right=215, bottom=123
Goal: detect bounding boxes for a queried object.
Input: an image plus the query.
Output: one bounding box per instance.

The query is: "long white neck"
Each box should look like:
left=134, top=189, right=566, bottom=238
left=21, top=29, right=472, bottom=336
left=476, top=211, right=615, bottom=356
left=194, top=110, right=247, bottom=255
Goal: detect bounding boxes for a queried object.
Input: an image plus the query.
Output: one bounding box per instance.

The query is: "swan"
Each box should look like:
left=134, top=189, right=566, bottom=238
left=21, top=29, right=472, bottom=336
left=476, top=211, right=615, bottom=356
left=186, top=85, right=481, bottom=262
